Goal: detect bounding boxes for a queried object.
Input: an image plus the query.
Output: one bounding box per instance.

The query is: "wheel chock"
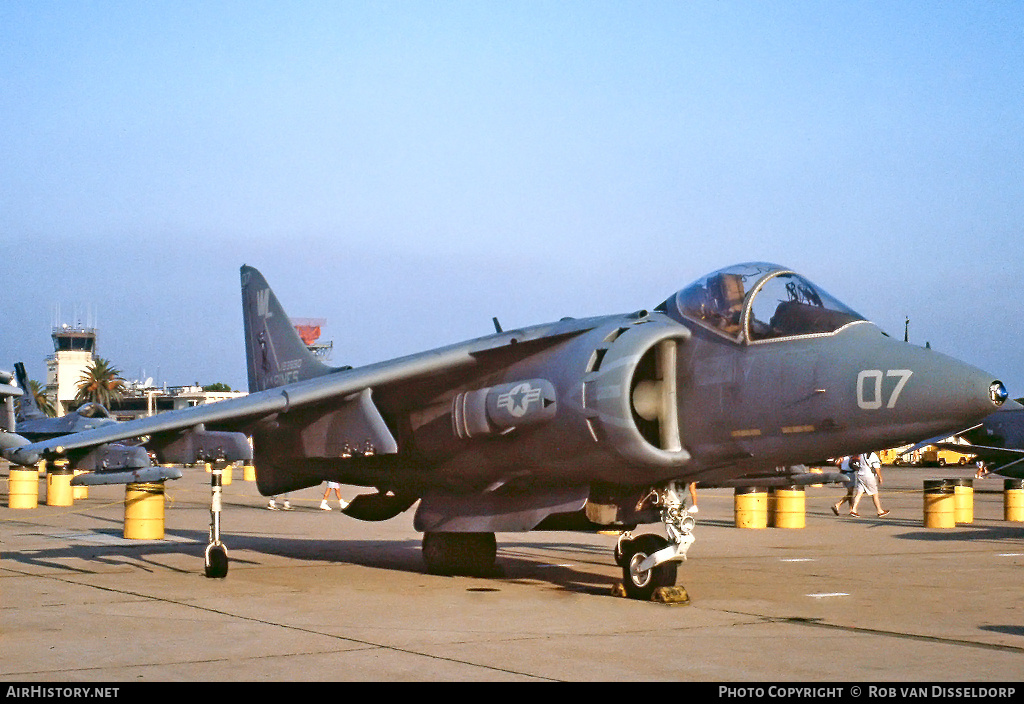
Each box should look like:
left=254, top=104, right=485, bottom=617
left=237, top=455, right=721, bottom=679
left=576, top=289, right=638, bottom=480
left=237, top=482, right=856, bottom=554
left=652, top=586, right=690, bottom=605
left=610, top=582, right=690, bottom=604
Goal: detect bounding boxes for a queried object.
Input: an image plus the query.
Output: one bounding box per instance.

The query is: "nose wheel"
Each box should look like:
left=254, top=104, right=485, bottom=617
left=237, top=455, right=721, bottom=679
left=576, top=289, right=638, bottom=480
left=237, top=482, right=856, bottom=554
left=620, top=534, right=678, bottom=600
left=614, top=481, right=695, bottom=600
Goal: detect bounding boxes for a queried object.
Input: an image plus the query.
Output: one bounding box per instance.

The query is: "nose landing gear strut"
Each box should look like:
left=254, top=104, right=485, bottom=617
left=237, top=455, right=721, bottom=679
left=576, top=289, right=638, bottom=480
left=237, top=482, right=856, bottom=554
left=614, top=481, right=695, bottom=600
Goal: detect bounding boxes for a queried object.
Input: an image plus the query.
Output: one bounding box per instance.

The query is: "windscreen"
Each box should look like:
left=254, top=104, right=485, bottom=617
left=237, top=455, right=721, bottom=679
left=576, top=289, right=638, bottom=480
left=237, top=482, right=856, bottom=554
left=747, top=272, right=864, bottom=341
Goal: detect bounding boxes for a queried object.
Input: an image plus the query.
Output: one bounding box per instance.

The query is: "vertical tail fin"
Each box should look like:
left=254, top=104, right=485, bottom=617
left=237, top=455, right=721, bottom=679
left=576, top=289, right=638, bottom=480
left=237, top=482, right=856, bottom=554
left=13, top=363, right=46, bottom=421
left=240, top=266, right=334, bottom=393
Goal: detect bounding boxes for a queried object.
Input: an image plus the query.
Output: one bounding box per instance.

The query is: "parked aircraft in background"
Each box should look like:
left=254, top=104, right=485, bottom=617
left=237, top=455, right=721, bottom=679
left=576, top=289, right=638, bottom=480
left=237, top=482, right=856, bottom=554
left=1, top=263, right=1007, bottom=598
left=931, top=401, right=1024, bottom=479
left=9, top=362, right=118, bottom=439
left=0, top=363, right=156, bottom=480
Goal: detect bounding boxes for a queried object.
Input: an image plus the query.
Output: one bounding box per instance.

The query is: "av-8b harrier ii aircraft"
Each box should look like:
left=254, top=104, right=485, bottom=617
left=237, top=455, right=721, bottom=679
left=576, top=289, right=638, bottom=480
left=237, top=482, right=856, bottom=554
left=1, top=262, right=1008, bottom=599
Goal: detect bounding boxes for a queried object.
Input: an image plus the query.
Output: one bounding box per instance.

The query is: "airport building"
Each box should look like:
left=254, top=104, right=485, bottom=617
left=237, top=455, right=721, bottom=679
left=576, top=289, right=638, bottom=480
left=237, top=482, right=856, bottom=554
left=42, top=323, right=246, bottom=419
left=39, top=316, right=331, bottom=420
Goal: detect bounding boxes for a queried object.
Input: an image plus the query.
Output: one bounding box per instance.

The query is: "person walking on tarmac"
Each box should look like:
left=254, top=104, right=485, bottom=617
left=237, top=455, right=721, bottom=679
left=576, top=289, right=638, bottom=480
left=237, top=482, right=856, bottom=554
left=850, top=451, right=889, bottom=517
left=320, top=481, right=348, bottom=511
left=831, top=455, right=859, bottom=515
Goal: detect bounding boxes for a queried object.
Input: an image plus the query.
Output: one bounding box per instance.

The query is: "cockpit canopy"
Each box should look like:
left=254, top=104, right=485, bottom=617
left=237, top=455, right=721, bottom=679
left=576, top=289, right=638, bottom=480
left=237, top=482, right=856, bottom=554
left=659, top=262, right=866, bottom=343
left=75, top=402, right=112, bottom=419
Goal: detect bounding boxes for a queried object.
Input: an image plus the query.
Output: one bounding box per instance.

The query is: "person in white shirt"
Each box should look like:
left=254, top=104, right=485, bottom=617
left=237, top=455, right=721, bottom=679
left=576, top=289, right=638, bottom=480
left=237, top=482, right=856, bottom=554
left=850, top=451, right=889, bottom=517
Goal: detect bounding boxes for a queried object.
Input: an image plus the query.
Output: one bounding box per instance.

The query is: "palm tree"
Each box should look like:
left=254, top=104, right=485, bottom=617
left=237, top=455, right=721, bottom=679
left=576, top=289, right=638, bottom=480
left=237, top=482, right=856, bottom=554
left=28, top=379, right=57, bottom=417
left=75, top=357, right=126, bottom=408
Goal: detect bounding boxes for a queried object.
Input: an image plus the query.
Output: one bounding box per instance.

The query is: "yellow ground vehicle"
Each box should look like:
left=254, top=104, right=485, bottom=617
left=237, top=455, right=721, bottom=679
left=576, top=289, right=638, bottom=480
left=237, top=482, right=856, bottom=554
left=879, top=446, right=914, bottom=465
left=919, top=444, right=976, bottom=467
left=878, top=443, right=975, bottom=466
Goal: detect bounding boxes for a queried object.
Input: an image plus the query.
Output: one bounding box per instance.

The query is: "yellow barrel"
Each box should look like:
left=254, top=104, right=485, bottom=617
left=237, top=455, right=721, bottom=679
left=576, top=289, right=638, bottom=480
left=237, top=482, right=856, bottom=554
left=8, top=468, right=40, bottom=509
left=923, top=480, right=955, bottom=528
left=770, top=486, right=806, bottom=529
left=1005, top=478, right=1024, bottom=522
left=46, top=467, right=74, bottom=507
left=734, top=486, right=768, bottom=529
left=243, top=464, right=256, bottom=482
left=72, top=470, right=89, bottom=500
left=124, top=482, right=165, bottom=539
left=947, top=478, right=973, bottom=524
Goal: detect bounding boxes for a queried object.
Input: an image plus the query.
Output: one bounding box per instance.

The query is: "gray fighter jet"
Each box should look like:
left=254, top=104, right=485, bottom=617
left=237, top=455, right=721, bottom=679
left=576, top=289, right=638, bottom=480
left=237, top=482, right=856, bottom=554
left=0, top=363, right=155, bottom=478
left=2, top=262, right=1008, bottom=598
left=8, top=362, right=119, bottom=440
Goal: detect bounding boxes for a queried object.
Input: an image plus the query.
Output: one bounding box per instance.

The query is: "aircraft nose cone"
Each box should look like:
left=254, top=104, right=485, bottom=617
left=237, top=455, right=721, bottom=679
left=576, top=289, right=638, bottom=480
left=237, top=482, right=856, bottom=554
left=954, top=367, right=1007, bottom=419
left=875, top=341, right=1008, bottom=436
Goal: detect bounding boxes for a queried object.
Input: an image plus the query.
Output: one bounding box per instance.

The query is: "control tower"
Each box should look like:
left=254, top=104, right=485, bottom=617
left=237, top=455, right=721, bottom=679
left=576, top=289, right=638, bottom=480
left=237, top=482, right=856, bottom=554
left=46, top=324, right=97, bottom=416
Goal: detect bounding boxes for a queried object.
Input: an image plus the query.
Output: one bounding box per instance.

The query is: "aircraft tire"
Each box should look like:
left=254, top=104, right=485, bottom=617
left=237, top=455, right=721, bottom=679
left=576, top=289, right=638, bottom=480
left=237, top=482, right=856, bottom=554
left=205, top=544, right=229, bottom=579
left=621, top=534, right=677, bottom=600
left=422, top=532, right=497, bottom=576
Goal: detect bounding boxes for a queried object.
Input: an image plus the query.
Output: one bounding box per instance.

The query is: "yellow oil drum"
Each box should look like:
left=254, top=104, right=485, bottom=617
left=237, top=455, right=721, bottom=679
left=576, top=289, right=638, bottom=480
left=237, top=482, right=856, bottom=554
left=770, top=486, right=806, bottom=529
left=124, top=482, right=165, bottom=540
left=72, top=470, right=89, bottom=500
left=923, top=480, right=955, bottom=528
left=1005, top=478, right=1024, bottom=522
left=8, top=468, right=40, bottom=509
left=947, top=478, right=973, bottom=524
left=243, top=464, right=256, bottom=482
left=734, top=486, right=768, bottom=529
left=46, top=467, right=74, bottom=507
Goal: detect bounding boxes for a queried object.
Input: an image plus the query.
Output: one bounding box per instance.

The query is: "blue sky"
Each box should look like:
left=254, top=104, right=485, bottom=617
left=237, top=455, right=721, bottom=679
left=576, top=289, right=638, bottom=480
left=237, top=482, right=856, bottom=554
left=3, top=1, right=1022, bottom=396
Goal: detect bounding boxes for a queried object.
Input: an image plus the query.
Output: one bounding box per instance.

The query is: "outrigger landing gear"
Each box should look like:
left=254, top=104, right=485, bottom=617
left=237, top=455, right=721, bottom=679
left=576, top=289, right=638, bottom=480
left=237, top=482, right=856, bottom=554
left=204, top=460, right=229, bottom=578
left=615, top=481, right=695, bottom=600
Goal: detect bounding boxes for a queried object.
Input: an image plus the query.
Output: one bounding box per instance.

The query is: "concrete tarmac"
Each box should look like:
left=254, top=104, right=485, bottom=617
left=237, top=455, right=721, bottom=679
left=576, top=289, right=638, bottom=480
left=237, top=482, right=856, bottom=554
left=2, top=462, right=1022, bottom=682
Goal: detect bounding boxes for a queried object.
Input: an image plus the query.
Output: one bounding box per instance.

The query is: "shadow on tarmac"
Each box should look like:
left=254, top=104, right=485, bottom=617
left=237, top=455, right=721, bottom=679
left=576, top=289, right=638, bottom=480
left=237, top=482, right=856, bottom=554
left=5, top=520, right=624, bottom=597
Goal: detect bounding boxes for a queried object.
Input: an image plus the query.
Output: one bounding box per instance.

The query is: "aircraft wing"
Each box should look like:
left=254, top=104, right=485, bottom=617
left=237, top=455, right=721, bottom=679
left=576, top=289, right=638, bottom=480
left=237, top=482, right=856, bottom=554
left=2, top=319, right=596, bottom=468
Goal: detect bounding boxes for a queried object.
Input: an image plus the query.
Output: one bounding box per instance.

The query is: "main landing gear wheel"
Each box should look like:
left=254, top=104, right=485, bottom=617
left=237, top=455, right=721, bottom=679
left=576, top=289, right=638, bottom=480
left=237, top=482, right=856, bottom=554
left=422, top=532, right=497, bottom=576
left=621, top=534, right=678, bottom=601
